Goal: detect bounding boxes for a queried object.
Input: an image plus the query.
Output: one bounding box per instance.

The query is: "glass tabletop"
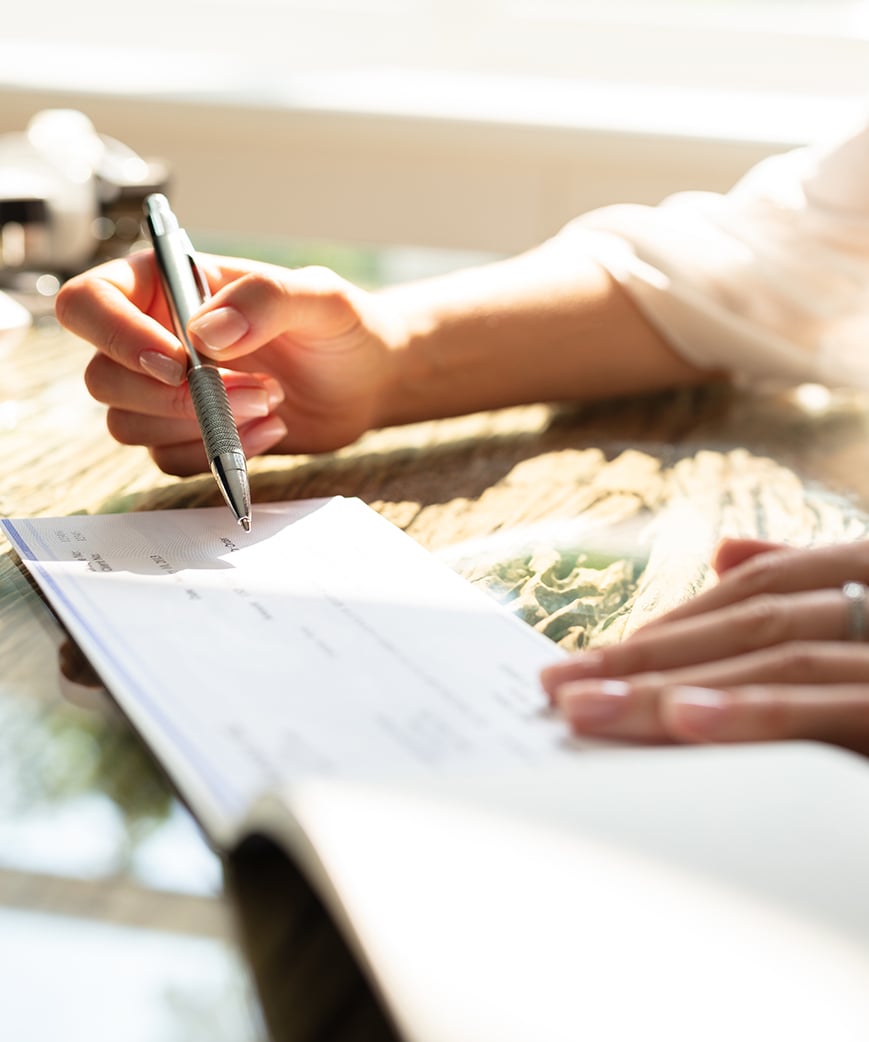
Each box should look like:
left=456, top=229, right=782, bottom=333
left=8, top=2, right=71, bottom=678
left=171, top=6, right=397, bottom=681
left=6, top=310, right=869, bottom=1042
left=0, top=321, right=267, bottom=1041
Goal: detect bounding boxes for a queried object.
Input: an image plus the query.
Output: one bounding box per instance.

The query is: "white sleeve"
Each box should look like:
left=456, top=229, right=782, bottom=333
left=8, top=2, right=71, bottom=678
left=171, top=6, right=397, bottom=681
left=556, top=115, right=869, bottom=389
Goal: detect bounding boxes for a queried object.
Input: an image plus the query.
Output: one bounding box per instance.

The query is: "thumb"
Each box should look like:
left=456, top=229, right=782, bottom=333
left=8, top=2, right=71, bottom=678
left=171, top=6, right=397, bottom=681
left=187, top=266, right=363, bottom=360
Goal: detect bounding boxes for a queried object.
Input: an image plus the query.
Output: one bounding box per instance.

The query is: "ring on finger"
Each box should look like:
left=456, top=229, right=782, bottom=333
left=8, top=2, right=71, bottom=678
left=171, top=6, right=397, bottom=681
left=842, top=581, right=868, bottom=641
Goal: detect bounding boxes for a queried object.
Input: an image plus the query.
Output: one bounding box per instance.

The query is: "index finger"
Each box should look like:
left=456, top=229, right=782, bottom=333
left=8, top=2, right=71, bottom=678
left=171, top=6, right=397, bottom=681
left=55, top=251, right=184, bottom=375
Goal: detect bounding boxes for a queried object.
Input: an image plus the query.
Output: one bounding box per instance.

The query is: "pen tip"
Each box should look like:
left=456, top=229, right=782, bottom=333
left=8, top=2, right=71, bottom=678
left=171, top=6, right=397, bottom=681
left=239, top=516, right=251, bottom=533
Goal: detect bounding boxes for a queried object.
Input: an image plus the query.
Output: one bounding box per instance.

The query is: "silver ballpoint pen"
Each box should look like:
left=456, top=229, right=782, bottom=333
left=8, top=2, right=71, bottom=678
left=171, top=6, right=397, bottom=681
left=144, top=194, right=252, bottom=532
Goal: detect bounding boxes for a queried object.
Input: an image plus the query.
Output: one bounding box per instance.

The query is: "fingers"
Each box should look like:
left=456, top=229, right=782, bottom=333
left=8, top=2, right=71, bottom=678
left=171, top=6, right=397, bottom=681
left=554, top=675, right=869, bottom=755
left=186, top=265, right=366, bottom=361
left=549, top=642, right=869, bottom=743
left=710, top=537, right=788, bottom=575
left=646, top=538, right=869, bottom=628
left=662, top=684, right=869, bottom=753
left=541, top=586, right=865, bottom=690
left=61, top=252, right=388, bottom=472
left=57, top=253, right=352, bottom=384
left=540, top=572, right=869, bottom=756
left=186, top=264, right=391, bottom=454
left=86, top=352, right=288, bottom=473
left=85, top=345, right=289, bottom=475
left=56, top=252, right=187, bottom=383
left=147, top=415, right=291, bottom=477
left=86, top=352, right=285, bottom=422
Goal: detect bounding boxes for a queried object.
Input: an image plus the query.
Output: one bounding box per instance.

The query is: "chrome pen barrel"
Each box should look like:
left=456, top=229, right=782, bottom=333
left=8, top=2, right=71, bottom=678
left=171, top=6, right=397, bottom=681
left=144, top=192, right=252, bottom=529
left=188, top=365, right=252, bottom=528
left=187, top=363, right=242, bottom=458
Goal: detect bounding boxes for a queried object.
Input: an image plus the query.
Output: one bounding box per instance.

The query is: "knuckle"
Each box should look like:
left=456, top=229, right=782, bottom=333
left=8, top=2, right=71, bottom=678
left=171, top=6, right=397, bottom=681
left=248, top=266, right=345, bottom=299
left=773, top=642, right=824, bottom=683
left=730, top=552, right=783, bottom=598
left=236, top=265, right=357, bottom=332
left=220, top=270, right=294, bottom=320
left=247, top=270, right=295, bottom=304
left=165, top=383, right=195, bottom=420
left=751, top=691, right=791, bottom=734
left=297, top=266, right=356, bottom=309
left=739, top=594, right=789, bottom=646
left=607, top=642, right=660, bottom=676
left=100, top=317, right=127, bottom=365
left=298, top=264, right=347, bottom=291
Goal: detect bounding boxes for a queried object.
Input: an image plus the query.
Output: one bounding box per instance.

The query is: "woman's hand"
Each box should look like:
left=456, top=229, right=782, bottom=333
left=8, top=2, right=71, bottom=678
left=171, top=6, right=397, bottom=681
left=56, top=252, right=400, bottom=475
left=540, top=538, right=869, bottom=756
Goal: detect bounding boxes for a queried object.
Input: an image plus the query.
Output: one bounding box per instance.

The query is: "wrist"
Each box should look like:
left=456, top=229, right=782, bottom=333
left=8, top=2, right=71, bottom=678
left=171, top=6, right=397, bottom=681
left=367, top=281, right=443, bottom=429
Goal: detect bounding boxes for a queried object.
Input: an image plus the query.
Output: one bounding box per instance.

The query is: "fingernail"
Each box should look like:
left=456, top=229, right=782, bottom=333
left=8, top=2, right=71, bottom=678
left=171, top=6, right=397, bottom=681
left=540, top=652, right=605, bottom=695
left=556, top=680, right=630, bottom=726
left=240, top=415, right=288, bottom=456
left=139, top=350, right=186, bottom=386
left=668, top=687, right=730, bottom=737
left=188, top=306, right=249, bottom=352
left=264, top=380, right=285, bottom=409
left=228, top=387, right=271, bottom=419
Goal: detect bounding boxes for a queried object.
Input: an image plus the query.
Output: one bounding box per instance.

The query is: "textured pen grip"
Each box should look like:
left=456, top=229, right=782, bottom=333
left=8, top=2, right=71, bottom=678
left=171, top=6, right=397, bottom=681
left=188, top=365, right=243, bottom=459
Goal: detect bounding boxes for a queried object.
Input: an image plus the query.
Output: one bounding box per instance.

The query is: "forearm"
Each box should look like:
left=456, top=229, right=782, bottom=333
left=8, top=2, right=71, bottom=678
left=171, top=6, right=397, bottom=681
left=374, top=240, right=713, bottom=428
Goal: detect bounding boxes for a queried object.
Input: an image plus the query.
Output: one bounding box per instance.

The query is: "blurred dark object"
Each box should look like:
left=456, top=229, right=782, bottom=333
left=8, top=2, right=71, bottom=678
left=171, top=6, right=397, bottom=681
left=0, top=109, right=169, bottom=314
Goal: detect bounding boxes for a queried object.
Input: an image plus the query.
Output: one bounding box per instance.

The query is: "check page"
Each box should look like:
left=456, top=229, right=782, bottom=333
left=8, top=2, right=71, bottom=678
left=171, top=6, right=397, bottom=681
left=3, top=498, right=568, bottom=841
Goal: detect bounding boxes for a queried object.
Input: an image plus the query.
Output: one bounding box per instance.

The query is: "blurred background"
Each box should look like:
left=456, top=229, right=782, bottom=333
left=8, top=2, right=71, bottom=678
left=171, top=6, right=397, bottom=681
left=2, top=0, right=869, bottom=293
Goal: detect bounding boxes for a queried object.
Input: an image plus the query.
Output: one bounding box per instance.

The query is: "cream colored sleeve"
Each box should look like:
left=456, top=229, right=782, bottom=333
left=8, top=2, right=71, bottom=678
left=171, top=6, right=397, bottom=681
left=557, top=116, right=869, bottom=389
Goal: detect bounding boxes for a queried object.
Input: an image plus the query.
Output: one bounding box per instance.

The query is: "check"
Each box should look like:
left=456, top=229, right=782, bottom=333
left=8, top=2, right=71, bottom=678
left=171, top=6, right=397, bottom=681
left=2, top=496, right=567, bottom=843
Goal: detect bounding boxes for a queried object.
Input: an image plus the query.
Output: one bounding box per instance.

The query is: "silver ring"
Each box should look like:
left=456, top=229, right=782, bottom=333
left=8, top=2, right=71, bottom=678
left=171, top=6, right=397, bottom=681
left=842, top=581, right=869, bottom=641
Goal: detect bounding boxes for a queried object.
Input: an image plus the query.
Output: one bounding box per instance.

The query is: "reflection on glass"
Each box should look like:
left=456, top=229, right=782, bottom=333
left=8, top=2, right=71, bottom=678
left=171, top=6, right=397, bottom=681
left=1, top=683, right=177, bottom=870
left=0, top=908, right=266, bottom=1042
left=1, top=538, right=259, bottom=1039
left=444, top=516, right=651, bottom=653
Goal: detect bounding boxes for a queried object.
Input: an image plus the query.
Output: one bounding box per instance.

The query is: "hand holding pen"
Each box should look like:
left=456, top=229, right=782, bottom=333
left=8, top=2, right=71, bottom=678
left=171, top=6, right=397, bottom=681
left=54, top=227, right=408, bottom=473
left=143, top=194, right=252, bottom=531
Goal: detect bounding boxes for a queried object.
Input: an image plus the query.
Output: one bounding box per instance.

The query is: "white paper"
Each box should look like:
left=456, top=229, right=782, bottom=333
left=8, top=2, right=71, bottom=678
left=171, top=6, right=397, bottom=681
left=3, top=498, right=569, bottom=842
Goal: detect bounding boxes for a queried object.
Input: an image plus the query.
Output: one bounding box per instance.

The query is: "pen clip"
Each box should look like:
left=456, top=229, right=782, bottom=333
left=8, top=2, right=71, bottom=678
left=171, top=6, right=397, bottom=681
left=185, top=243, right=212, bottom=306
